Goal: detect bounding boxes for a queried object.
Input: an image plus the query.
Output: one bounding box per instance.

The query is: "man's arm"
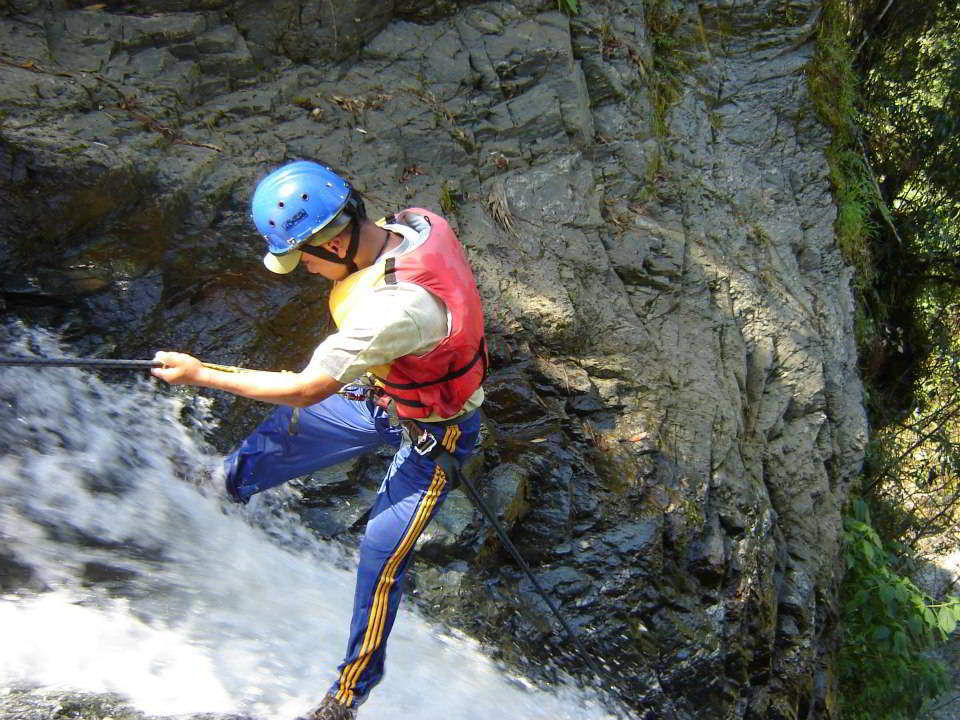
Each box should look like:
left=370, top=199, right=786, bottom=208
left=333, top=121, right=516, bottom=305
left=151, top=351, right=343, bottom=407
left=152, top=275, right=444, bottom=407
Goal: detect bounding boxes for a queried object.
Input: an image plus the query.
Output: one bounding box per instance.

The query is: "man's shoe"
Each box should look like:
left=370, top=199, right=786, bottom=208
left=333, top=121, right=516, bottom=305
left=297, top=693, right=357, bottom=720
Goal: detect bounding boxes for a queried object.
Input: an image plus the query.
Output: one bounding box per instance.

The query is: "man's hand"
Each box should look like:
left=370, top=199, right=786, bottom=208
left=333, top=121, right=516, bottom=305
left=151, top=351, right=205, bottom=385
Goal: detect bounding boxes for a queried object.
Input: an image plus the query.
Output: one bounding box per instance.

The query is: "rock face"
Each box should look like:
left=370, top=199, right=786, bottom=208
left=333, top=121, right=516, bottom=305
left=0, top=1, right=867, bottom=718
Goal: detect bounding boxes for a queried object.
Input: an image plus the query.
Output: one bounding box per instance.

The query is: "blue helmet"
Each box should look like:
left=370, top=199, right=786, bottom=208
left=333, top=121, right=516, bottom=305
left=251, top=161, right=352, bottom=256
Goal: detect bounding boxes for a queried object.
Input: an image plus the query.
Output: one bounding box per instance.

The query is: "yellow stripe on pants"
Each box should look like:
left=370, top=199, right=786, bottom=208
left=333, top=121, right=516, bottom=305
left=335, top=463, right=448, bottom=706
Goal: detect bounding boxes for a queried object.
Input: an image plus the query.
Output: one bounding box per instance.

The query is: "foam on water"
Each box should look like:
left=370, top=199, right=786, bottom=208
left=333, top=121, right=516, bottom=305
left=0, top=332, right=621, bottom=720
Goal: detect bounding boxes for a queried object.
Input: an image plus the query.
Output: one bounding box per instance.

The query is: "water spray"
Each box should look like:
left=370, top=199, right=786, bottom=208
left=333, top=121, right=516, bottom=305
left=1, top=354, right=609, bottom=694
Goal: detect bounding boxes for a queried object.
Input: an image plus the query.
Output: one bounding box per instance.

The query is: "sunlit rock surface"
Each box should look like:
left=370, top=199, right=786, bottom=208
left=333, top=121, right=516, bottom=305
left=1, top=1, right=867, bottom=718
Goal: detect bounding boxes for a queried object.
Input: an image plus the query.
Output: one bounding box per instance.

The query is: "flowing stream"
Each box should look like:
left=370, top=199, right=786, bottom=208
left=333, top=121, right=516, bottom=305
left=0, top=331, right=621, bottom=720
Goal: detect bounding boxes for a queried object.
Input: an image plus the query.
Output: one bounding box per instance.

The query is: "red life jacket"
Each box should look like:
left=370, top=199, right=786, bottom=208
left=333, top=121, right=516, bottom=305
left=327, top=208, right=487, bottom=419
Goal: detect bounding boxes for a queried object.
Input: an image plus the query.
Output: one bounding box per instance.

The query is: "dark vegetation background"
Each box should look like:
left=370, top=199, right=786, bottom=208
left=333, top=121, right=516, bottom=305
left=820, top=1, right=960, bottom=717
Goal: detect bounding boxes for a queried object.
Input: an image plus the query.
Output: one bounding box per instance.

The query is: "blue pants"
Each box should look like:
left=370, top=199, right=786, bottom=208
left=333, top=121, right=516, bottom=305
left=224, top=393, right=482, bottom=708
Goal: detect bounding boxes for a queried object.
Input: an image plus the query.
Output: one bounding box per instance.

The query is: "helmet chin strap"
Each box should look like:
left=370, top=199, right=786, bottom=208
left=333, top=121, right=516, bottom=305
left=299, top=216, right=360, bottom=273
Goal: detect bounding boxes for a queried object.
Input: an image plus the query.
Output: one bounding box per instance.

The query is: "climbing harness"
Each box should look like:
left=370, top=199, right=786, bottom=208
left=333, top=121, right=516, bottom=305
left=336, top=379, right=401, bottom=425
left=288, top=380, right=400, bottom=439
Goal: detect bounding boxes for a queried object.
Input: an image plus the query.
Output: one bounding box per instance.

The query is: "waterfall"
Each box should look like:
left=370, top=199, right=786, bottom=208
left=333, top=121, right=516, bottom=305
left=0, top=331, right=621, bottom=720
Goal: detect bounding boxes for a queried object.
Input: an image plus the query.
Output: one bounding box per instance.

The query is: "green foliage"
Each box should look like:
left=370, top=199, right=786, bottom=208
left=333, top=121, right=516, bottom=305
left=839, top=499, right=959, bottom=720
left=807, top=1, right=878, bottom=282
left=557, top=0, right=579, bottom=14
left=861, top=304, right=960, bottom=554
left=807, top=4, right=960, bottom=715
left=851, top=0, right=960, bottom=414
left=439, top=182, right=459, bottom=216
left=808, top=3, right=859, bottom=140
left=860, top=0, right=960, bottom=212
left=847, top=0, right=960, bottom=560
left=828, top=146, right=878, bottom=283
left=643, top=0, right=689, bottom=136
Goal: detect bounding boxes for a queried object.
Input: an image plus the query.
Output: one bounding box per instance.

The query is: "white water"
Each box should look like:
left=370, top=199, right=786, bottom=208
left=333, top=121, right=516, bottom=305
left=0, top=333, right=621, bottom=720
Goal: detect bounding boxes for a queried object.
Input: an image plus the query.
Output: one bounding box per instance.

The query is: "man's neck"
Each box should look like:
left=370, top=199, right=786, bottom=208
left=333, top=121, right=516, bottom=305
left=355, top=222, right=402, bottom=269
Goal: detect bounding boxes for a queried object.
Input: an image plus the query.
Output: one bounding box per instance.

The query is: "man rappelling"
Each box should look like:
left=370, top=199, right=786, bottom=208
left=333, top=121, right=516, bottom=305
left=151, top=159, right=487, bottom=720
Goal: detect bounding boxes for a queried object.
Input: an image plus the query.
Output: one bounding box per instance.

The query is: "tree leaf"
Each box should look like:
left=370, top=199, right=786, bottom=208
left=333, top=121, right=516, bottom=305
left=938, top=607, right=957, bottom=635
left=879, top=582, right=893, bottom=600
left=893, top=630, right=908, bottom=655
left=908, top=615, right=925, bottom=638
left=879, top=584, right=895, bottom=613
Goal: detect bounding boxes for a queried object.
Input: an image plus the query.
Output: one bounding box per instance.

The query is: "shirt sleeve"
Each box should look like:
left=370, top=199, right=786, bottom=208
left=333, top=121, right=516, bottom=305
left=307, top=282, right=449, bottom=384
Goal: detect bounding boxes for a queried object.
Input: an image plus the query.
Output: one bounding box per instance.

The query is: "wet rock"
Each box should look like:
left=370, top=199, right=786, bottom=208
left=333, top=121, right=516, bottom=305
left=530, top=355, right=592, bottom=396
left=417, top=487, right=479, bottom=561
left=294, top=458, right=379, bottom=538
left=79, top=561, right=141, bottom=596
left=0, top=550, right=41, bottom=593
left=687, top=514, right=727, bottom=588
left=0, top=686, right=253, bottom=720
left=481, top=368, right=551, bottom=427
left=0, top=0, right=871, bottom=717
left=565, top=394, right=608, bottom=415
left=410, top=560, right=469, bottom=617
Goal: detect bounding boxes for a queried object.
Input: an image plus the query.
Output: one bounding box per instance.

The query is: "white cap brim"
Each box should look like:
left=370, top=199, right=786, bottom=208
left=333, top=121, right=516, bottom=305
left=263, top=249, right=302, bottom=274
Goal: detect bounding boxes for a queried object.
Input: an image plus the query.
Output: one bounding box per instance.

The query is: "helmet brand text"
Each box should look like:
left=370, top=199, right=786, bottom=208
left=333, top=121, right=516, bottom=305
left=283, top=209, right=307, bottom=231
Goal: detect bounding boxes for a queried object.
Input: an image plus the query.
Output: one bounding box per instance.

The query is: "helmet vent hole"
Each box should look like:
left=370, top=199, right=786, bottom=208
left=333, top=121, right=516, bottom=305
left=301, top=193, right=309, bottom=200
left=269, top=220, right=276, bottom=226
left=278, top=201, right=285, bottom=208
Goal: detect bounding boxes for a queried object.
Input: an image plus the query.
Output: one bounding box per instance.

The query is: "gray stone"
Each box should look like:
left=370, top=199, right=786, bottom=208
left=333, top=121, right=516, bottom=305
left=0, top=0, right=872, bottom=717
left=416, top=486, right=477, bottom=558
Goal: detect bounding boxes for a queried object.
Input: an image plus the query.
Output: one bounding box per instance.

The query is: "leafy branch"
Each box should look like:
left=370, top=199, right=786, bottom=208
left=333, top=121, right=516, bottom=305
left=839, top=499, right=959, bottom=719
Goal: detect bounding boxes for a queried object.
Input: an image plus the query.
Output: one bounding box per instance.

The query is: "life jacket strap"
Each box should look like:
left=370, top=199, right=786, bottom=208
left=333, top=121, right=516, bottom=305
left=371, top=338, right=488, bottom=392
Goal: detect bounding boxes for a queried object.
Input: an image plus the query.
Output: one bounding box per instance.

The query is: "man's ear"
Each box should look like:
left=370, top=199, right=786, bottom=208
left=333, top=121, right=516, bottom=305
left=327, top=224, right=354, bottom=258
left=323, top=234, right=345, bottom=257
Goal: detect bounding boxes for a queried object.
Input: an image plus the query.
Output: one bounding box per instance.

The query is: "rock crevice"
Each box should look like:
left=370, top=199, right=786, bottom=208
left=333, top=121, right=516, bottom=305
left=0, top=1, right=867, bottom=717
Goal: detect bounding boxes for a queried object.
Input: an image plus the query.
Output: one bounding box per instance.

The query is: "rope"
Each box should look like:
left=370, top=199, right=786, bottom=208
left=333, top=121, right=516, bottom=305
left=444, top=457, right=606, bottom=681
left=0, top=357, right=252, bottom=373
left=0, top=357, right=161, bottom=369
